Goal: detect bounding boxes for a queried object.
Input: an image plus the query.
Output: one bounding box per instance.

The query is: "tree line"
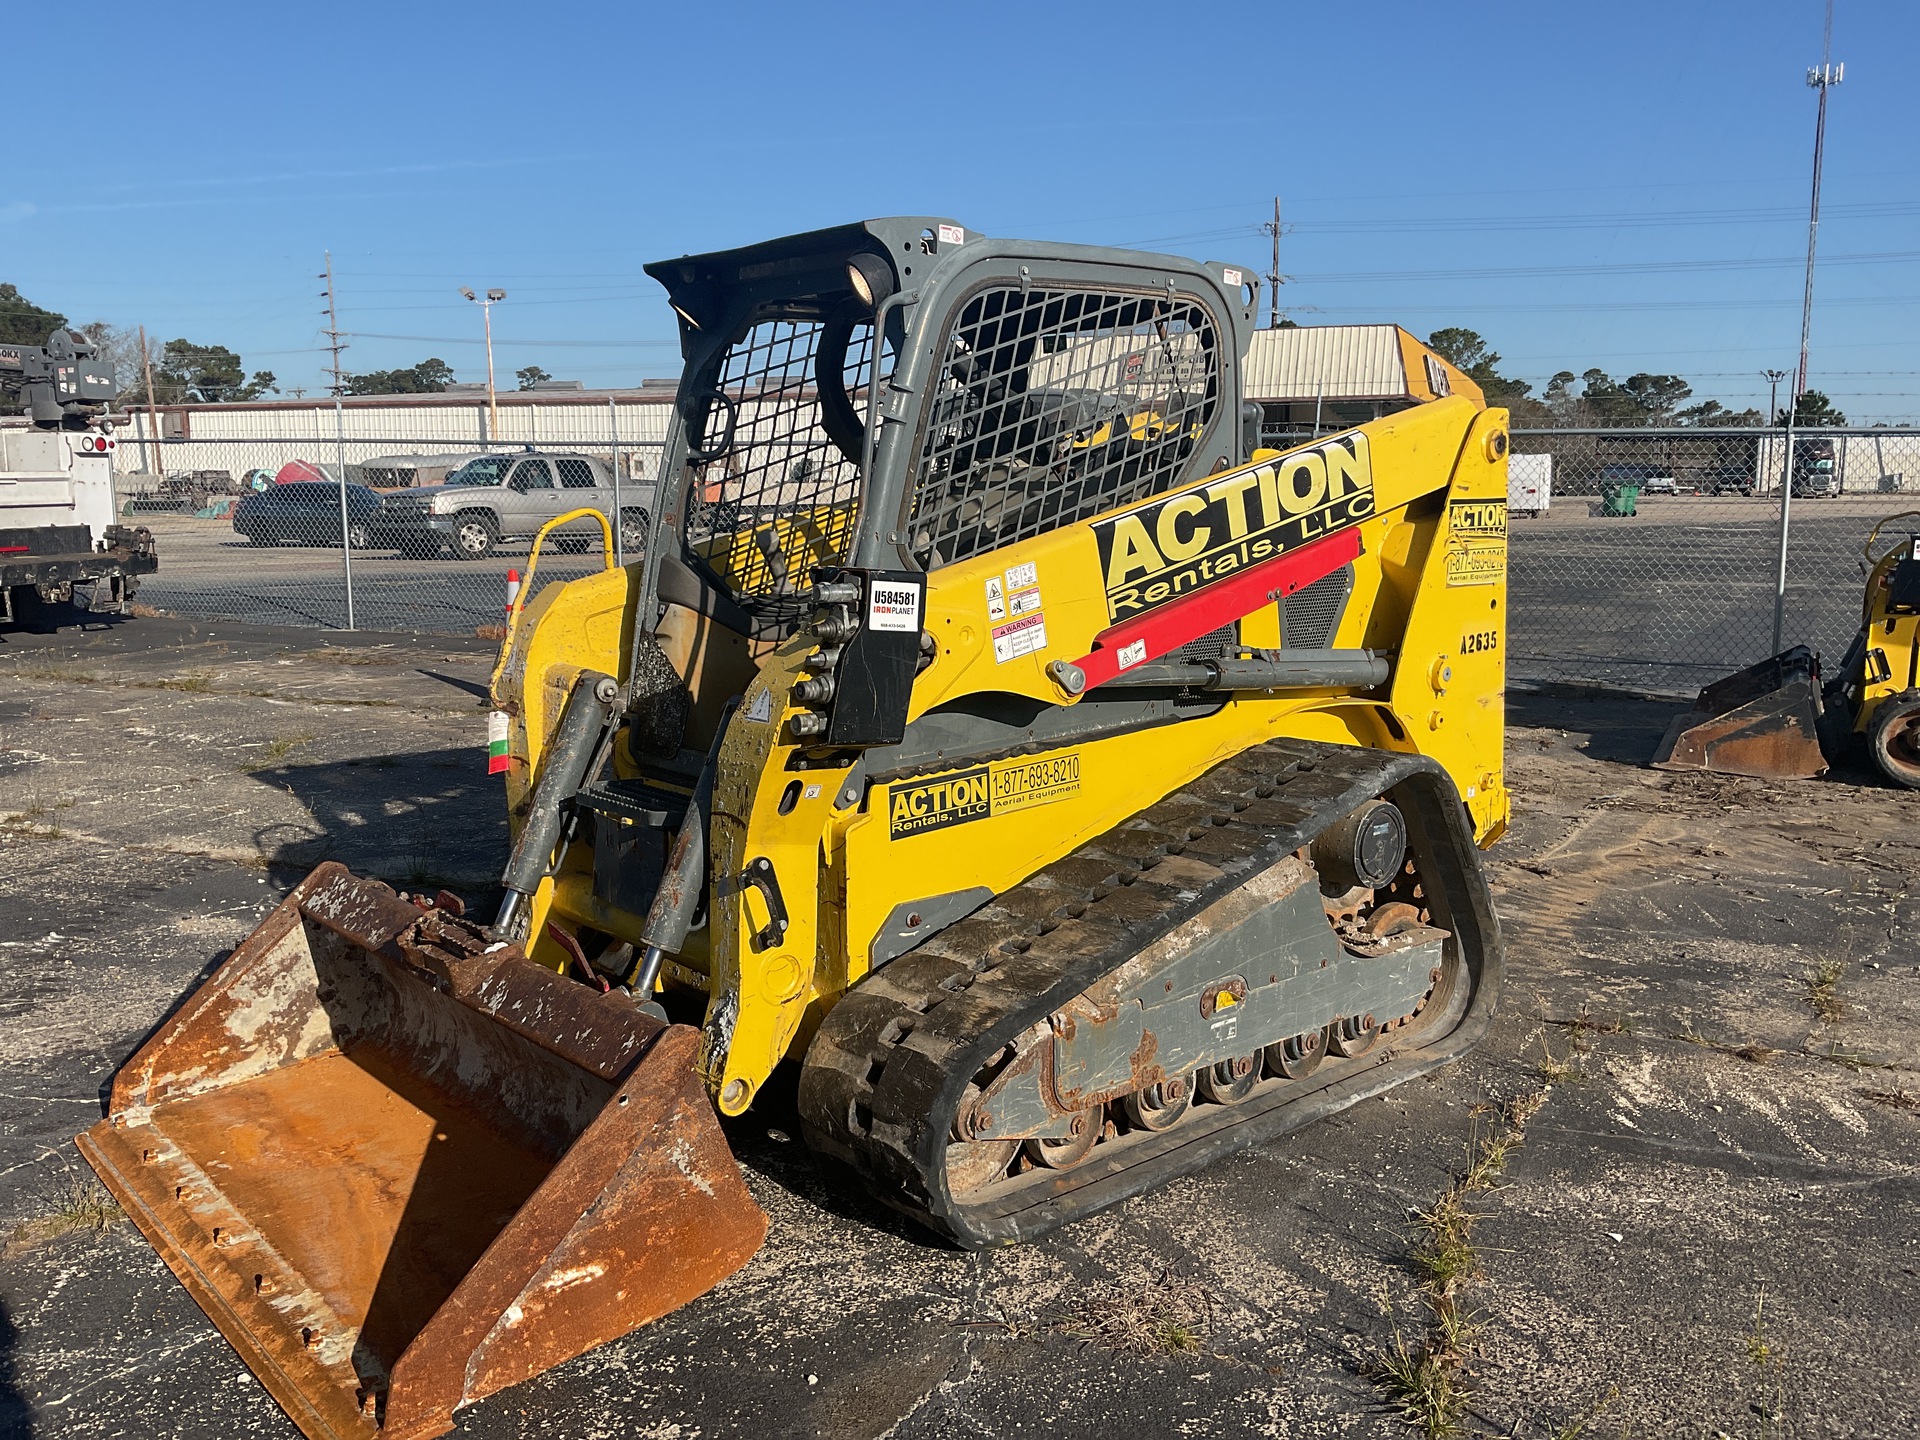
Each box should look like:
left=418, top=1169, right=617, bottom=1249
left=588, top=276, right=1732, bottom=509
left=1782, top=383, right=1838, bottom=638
left=2, top=282, right=558, bottom=407
left=1426, top=327, right=1848, bottom=427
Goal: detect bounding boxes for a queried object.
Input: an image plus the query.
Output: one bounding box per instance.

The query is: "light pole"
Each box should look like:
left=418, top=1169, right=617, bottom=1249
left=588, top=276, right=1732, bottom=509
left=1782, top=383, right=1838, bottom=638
left=461, top=286, right=507, bottom=442
left=1763, top=369, right=1789, bottom=429
left=1772, top=1, right=1842, bottom=655
left=1763, top=368, right=1790, bottom=497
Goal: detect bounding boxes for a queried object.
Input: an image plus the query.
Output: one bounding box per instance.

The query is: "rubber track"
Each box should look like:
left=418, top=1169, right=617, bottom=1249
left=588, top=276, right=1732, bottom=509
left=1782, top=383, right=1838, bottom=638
left=798, top=736, right=1502, bottom=1248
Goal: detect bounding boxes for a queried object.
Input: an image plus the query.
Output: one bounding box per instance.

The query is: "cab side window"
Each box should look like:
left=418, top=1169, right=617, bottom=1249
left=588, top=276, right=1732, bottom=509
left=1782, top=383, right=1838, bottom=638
left=556, top=458, right=598, bottom=490
left=511, top=459, right=554, bottom=491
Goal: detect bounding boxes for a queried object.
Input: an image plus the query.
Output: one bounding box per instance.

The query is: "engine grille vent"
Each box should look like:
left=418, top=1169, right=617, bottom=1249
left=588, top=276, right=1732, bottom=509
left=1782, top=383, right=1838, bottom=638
left=1175, top=623, right=1238, bottom=662
left=1282, top=565, right=1355, bottom=649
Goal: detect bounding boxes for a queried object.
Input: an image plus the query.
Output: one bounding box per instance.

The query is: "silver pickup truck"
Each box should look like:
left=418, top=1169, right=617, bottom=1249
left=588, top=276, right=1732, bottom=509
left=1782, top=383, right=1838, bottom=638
left=376, top=451, right=655, bottom=560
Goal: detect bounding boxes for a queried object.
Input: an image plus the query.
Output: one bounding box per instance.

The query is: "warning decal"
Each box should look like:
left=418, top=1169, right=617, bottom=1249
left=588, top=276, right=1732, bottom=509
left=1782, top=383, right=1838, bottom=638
left=991, top=612, right=1048, bottom=663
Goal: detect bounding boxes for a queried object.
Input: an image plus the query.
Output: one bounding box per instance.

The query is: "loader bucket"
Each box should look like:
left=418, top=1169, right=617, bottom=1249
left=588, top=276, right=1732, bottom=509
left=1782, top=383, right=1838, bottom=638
left=1651, top=644, right=1830, bottom=780
left=77, top=863, right=767, bottom=1440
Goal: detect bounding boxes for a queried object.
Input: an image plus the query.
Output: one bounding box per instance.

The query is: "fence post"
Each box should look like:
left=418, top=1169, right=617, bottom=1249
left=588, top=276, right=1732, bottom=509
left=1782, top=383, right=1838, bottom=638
left=334, top=395, right=356, bottom=631
left=1770, top=418, right=1796, bottom=655
left=609, top=395, right=624, bottom=568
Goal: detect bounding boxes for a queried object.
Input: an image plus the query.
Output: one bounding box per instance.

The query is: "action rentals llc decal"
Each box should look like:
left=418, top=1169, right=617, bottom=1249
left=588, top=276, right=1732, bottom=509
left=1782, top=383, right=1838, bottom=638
left=1091, top=432, right=1376, bottom=621
left=889, top=752, right=1082, bottom=839
left=1445, top=499, right=1507, bottom=588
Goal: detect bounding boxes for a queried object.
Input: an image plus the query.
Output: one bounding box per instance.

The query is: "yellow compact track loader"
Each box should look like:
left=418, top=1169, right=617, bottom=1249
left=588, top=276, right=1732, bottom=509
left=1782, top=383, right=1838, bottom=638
left=1654, top=511, right=1920, bottom=786
left=81, top=219, right=1510, bottom=1439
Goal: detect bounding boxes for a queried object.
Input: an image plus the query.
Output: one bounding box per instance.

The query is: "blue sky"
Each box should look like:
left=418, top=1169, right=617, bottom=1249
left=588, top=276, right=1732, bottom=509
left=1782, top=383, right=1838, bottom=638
left=10, top=0, right=1916, bottom=420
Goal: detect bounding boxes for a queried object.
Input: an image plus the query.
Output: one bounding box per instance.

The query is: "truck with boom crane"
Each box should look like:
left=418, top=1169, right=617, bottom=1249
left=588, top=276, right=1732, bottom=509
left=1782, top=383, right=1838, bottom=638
left=0, top=328, right=156, bottom=624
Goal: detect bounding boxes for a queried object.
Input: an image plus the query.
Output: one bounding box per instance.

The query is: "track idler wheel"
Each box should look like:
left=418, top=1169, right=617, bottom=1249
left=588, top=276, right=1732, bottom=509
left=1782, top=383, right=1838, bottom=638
left=945, top=1139, right=1018, bottom=1194
left=1122, top=1073, right=1193, bottom=1132
left=1327, top=1013, right=1385, bottom=1058
left=1197, top=1053, right=1261, bottom=1105
left=1023, top=1107, right=1101, bottom=1170
left=1265, top=1029, right=1326, bottom=1080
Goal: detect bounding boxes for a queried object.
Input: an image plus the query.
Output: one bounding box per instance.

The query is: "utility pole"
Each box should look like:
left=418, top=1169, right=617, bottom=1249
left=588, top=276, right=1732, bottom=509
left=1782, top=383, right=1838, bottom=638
left=319, top=251, right=349, bottom=395
left=139, top=325, right=163, bottom=476
left=1261, top=197, right=1286, bottom=328
left=462, top=287, right=507, bottom=442
left=1772, top=0, right=1842, bottom=656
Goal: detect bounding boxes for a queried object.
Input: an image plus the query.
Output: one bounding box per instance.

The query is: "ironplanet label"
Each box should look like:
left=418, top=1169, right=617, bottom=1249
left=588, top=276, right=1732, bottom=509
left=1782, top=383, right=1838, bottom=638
left=1091, top=432, right=1376, bottom=621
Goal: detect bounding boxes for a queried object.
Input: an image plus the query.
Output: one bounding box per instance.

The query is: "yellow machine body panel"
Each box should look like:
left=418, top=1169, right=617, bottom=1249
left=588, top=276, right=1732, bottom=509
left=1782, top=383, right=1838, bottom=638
left=1853, top=528, right=1920, bottom=735
left=499, top=395, right=1510, bottom=1110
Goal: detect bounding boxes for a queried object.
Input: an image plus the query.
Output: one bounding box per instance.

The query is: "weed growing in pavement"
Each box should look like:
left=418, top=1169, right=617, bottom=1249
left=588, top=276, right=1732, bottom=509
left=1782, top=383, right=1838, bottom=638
left=1370, top=1087, right=1553, bottom=1438
left=1674, top=1030, right=1909, bottom=1074
left=1746, top=1291, right=1789, bottom=1439
left=8, top=665, right=100, bottom=684
left=4, top=1172, right=124, bottom=1257
left=154, top=671, right=217, bottom=693
left=1542, top=1005, right=1632, bottom=1054
left=301, top=646, right=402, bottom=666
left=1546, top=1385, right=1621, bottom=1440
left=1536, top=1038, right=1579, bottom=1085
left=1856, top=1086, right=1918, bottom=1110
left=1034, top=1266, right=1215, bottom=1358
left=1673, top=1028, right=1778, bottom=1064
left=1805, top=957, right=1846, bottom=1023
left=1374, top=1326, right=1467, bottom=1437
left=238, top=734, right=316, bottom=774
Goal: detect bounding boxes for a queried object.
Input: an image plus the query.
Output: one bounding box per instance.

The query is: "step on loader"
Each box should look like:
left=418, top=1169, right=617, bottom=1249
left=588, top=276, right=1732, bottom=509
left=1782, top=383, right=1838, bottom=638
left=81, top=218, right=1511, bottom=1438
left=1653, top=512, right=1920, bottom=786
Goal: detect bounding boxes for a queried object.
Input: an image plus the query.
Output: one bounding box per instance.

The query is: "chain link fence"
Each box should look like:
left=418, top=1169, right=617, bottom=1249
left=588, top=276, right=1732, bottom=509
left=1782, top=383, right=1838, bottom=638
left=90, top=414, right=1920, bottom=698
left=1508, top=427, right=1920, bottom=694
left=111, top=427, right=664, bottom=635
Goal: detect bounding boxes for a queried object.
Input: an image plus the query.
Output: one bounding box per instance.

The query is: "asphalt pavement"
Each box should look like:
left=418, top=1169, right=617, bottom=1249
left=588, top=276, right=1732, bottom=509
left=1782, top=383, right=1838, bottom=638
left=0, top=616, right=1915, bottom=1439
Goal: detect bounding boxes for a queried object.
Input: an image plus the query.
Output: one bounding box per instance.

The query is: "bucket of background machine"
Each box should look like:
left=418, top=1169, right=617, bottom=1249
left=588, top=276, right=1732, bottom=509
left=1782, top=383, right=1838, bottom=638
left=1651, top=644, right=1830, bottom=781
left=77, top=862, right=766, bottom=1440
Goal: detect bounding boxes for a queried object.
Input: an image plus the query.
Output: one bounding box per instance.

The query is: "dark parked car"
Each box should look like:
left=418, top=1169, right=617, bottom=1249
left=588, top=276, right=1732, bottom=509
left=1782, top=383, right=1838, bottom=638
left=1700, top=465, right=1756, bottom=496
left=230, top=482, right=388, bottom=549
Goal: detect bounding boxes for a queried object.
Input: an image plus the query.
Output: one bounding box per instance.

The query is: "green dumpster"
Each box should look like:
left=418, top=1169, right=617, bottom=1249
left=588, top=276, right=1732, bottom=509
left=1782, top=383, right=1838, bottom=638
left=1599, top=482, right=1640, bottom=517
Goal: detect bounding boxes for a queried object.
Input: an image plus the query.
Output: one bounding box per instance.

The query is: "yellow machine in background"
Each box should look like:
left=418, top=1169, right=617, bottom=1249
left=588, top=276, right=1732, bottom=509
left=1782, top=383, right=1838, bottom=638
left=1655, top=510, right=1920, bottom=787
left=83, top=218, right=1510, bottom=1439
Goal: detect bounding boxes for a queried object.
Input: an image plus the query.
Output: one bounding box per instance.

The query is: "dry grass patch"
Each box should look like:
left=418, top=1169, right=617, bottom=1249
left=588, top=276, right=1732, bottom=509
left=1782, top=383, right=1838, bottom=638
left=1037, top=1267, right=1214, bottom=1358
left=1805, top=957, right=1846, bottom=1023
left=1857, top=1086, right=1918, bottom=1111
left=1370, top=1087, right=1553, bottom=1437
left=300, top=646, right=402, bottom=667
left=5, top=1173, right=124, bottom=1257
